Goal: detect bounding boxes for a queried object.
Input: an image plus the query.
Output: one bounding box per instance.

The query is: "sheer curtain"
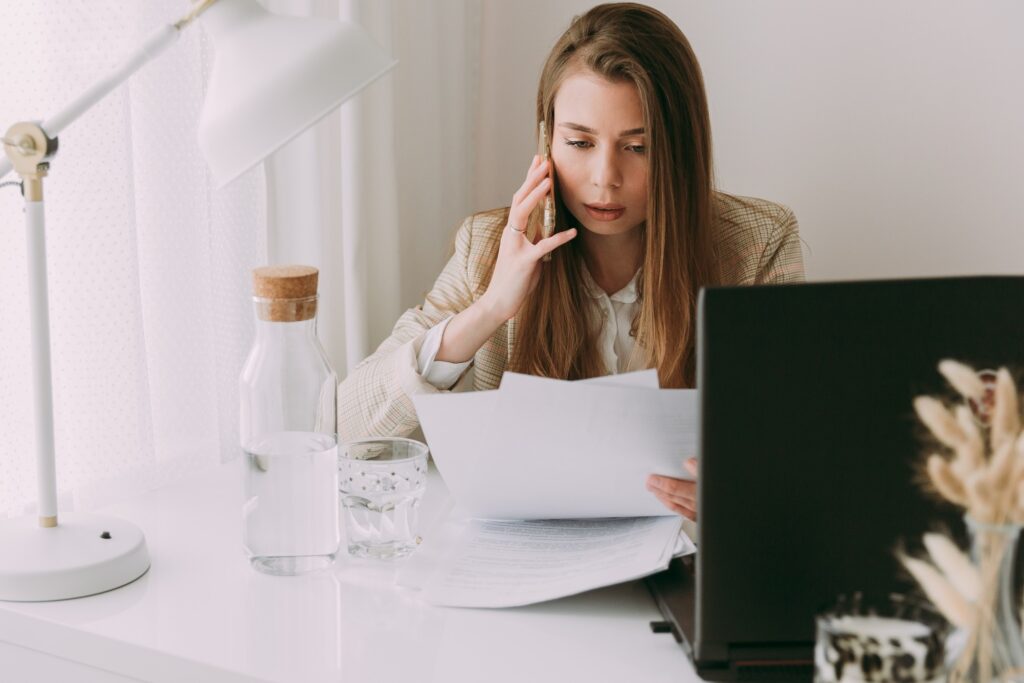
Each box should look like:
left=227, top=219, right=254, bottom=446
left=0, top=0, right=482, bottom=518
left=0, top=3, right=266, bottom=518
left=264, top=0, right=482, bottom=376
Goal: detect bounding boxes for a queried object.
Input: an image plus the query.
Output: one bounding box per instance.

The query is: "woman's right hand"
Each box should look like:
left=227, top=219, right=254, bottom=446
left=479, top=155, right=578, bottom=323
left=434, top=156, right=577, bottom=365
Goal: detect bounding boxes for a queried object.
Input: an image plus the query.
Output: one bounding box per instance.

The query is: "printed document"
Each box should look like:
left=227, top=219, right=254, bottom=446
left=412, top=370, right=698, bottom=519
left=399, top=513, right=695, bottom=608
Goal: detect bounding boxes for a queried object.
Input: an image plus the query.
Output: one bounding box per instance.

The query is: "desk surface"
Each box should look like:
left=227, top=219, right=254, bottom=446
left=0, top=460, right=697, bottom=683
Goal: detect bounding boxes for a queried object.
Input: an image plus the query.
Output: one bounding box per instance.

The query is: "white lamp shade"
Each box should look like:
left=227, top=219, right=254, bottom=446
left=197, top=0, right=396, bottom=187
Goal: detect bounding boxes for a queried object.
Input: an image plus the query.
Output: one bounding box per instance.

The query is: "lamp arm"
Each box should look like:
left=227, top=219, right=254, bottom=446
left=1, top=0, right=220, bottom=179
left=0, top=1, right=220, bottom=532
left=47, top=26, right=180, bottom=140
left=0, top=25, right=175, bottom=178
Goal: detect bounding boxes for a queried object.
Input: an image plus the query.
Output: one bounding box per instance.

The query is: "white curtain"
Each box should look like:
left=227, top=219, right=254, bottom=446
left=264, top=0, right=482, bottom=376
left=0, top=0, right=482, bottom=518
left=0, top=3, right=266, bottom=518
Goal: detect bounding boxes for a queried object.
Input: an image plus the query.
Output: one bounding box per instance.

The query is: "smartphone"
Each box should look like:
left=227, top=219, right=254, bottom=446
left=528, top=120, right=558, bottom=261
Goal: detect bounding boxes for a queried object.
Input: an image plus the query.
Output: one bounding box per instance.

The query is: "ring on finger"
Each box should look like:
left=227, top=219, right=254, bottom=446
left=509, top=224, right=526, bottom=233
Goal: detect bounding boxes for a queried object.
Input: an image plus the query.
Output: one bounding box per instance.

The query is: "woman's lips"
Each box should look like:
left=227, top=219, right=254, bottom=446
left=584, top=204, right=625, bottom=221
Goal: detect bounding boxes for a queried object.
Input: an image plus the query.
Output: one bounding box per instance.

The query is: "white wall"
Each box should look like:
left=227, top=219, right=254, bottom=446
left=467, top=0, right=1024, bottom=282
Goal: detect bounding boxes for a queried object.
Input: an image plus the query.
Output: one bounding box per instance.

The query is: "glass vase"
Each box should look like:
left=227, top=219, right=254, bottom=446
left=949, top=517, right=1024, bottom=683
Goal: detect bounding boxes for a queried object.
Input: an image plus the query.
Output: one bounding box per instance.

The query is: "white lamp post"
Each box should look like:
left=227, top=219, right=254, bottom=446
left=0, top=0, right=395, bottom=601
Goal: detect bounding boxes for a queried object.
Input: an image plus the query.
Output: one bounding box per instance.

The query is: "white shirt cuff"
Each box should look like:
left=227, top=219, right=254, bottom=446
left=417, top=316, right=472, bottom=390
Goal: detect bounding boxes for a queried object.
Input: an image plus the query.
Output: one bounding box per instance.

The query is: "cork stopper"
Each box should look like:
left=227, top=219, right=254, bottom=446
left=253, top=265, right=318, bottom=322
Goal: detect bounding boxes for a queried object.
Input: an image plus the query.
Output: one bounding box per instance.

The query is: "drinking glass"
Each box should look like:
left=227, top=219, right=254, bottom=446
left=338, top=438, right=429, bottom=560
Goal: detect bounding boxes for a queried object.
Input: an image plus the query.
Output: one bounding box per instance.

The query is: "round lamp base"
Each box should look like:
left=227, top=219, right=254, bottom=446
left=0, top=512, right=150, bottom=602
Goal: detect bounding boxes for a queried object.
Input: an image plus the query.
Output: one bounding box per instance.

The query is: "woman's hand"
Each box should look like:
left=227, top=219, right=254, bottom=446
left=647, top=458, right=698, bottom=521
left=435, top=156, right=578, bottom=364
left=478, top=155, right=578, bottom=323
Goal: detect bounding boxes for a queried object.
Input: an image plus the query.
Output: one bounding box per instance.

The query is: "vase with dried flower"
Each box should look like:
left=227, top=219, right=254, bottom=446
left=903, top=360, right=1024, bottom=682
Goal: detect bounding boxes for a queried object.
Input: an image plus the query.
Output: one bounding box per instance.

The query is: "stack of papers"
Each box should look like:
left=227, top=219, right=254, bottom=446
left=406, top=370, right=699, bottom=607
left=399, top=514, right=694, bottom=608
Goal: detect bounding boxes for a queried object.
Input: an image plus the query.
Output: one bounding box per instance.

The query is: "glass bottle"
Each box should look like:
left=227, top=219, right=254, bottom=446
left=239, top=265, right=339, bottom=575
left=948, top=516, right=1024, bottom=683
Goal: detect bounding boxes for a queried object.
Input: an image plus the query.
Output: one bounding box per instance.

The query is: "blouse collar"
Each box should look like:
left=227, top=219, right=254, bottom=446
left=581, top=262, right=641, bottom=304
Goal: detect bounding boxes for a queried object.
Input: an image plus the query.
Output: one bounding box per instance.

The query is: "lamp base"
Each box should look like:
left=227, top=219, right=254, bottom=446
left=0, top=512, right=150, bottom=601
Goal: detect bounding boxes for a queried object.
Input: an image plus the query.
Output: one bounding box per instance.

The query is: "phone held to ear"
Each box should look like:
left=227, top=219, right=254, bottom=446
left=528, top=120, right=558, bottom=262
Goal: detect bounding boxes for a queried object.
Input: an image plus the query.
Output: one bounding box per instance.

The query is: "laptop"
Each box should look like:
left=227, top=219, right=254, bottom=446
left=646, top=276, right=1024, bottom=681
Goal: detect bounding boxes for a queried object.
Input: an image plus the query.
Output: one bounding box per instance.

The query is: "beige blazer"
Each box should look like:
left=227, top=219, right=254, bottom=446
left=338, top=192, right=806, bottom=439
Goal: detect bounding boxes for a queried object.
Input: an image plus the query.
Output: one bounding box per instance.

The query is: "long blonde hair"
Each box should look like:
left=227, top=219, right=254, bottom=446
left=507, top=3, right=720, bottom=388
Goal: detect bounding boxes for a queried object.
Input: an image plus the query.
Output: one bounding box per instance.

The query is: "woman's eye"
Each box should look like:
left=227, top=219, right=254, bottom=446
left=626, top=144, right=646, bottom=154
left=564, top=139, right=592, bottom=149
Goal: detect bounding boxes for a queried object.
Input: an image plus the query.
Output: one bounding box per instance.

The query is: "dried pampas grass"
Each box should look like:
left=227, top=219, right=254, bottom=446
left=927, top=454, right=968, bottom=506
left=939, top=360, right=986, bottom=400
left=992, top=369, right=1020, bottom=452
left=922, top=533, right=980, bottom=603
left=915, top=396, right=970, bottom=453
left=913, top=361, right=1024, bottom=526
left=902, top=360, right=1024, bottom=680
left=900, top=554, right=974, bottom=629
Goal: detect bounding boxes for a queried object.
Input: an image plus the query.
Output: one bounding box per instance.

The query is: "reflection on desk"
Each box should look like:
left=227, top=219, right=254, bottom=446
left=0, top=460, right=696, bottom=683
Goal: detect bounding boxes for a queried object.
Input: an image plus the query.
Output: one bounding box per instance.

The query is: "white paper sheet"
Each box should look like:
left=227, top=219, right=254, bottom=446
left=413, top=371, right=697, bottom=520
left=406, top=515, right=686, bottom=608
left=576, top=368, right=660, bottom=389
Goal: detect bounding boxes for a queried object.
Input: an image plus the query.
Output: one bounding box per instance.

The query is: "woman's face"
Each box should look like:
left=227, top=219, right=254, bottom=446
left=551, top=70, right=648, bottom=238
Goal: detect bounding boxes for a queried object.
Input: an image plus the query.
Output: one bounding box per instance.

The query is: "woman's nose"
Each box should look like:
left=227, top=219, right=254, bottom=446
left=590, top=149, right=622, bottom=189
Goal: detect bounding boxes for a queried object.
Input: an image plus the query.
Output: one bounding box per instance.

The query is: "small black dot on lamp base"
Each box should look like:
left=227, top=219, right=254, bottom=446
left=100, top=531, right=112, bottom=540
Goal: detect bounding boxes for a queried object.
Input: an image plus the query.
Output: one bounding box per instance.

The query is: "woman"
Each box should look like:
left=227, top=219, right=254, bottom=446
left=338, top=3, right=805, bottom=520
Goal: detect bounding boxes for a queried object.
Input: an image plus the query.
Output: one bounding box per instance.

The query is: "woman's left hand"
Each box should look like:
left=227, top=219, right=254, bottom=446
left=647, top=458, right=698, bottom=520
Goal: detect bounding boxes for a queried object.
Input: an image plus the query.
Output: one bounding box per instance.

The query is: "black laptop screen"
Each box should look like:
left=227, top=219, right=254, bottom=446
left=695, top=276, right=1024, bottom=663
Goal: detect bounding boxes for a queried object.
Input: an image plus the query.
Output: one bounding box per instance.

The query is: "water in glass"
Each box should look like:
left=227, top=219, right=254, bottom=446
left=244, top=431, right=339, bottom=574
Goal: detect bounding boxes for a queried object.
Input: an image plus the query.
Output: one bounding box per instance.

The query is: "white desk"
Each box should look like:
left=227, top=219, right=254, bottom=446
left=0, top=461, right=698, bottom=683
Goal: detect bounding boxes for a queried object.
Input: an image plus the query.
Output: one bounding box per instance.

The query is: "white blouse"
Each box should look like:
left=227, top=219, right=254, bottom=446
left=416, top=266, right=645, bottom=388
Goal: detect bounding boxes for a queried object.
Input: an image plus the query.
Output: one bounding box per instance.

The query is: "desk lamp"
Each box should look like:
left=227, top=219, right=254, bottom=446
left=0, top=0, right=395, bottom=601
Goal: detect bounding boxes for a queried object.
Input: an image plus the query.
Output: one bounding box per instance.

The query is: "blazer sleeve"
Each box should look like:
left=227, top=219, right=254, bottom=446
left=754, top=206, right=806, bottom=284
left=338, top=215, right=479, bottom=439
